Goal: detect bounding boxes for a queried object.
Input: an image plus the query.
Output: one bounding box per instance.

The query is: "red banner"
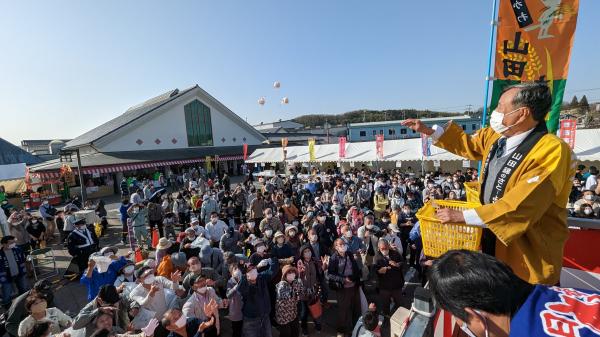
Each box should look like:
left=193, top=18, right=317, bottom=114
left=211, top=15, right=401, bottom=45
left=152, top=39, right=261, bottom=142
left=338, top=137, right=347, bottom=158
left=243, top=143, right=248, bottom=161
left=559, top=119, right=577, bottom=149
left=375, top=134, right=384, bottom=160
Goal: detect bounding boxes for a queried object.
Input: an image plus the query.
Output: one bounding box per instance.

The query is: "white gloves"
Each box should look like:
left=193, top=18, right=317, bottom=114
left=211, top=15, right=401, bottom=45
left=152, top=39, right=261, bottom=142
left=141, top=318, right=159, bottom=336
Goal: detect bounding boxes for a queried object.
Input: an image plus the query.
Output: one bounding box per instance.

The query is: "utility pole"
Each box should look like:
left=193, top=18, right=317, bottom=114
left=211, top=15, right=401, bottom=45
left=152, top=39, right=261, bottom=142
left=467, top=104, right=473, bottom=116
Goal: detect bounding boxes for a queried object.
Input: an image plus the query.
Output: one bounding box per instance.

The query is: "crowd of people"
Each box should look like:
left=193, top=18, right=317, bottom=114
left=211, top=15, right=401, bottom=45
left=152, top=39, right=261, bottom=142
left=0, top=159, right=598, bottom=337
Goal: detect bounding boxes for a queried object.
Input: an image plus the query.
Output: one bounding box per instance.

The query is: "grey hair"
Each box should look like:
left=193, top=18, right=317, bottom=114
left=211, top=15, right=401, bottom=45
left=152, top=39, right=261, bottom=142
left=378, top=238, right=390, bottom=248
left=502, top=82, right=552, bottom=123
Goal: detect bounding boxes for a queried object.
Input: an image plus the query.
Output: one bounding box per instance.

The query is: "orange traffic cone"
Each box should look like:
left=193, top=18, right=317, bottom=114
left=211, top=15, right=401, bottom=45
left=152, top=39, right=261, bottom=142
left=135, top=247, right=143, bottom=263
left=151, top=228, right=159, bottom=248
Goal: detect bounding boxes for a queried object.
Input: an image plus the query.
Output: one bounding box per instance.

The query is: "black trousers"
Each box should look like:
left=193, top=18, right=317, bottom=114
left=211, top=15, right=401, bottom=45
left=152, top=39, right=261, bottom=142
left=278, top=318, right=299, bottom=337
left=232, top=320, right=243, bottom=337
left=336, top=286, right=361, bottom=334
left=379, top=288, right=403, bottom=316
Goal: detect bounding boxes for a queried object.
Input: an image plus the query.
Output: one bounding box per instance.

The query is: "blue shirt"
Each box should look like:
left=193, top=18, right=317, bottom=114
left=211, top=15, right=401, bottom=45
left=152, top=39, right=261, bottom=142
left=510, top=285, right=600, bottom=337
left=119, top=204, right=130, bottom=222
left=80, top=257, right=129, bottom=301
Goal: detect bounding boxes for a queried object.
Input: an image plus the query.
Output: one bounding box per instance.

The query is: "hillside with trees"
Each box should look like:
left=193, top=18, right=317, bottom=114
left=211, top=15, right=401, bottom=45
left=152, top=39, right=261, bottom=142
left=292, top=109, right=466, bottom=127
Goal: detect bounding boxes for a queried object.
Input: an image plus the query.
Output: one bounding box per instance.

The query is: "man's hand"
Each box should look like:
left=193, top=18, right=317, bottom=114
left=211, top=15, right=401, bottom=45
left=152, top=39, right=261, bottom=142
left=149, top=283, right=160, bottom=296
left=87, top=259, right=96, bottom=270
left=117, top=283, right=126, bottom=293
left=401, top=119, right=435, bottom=136
left=170, top=270, right=182, bottom=283
left=435, top=208, right=465, bottom=224
left=378, top=267, right=388, bottom=274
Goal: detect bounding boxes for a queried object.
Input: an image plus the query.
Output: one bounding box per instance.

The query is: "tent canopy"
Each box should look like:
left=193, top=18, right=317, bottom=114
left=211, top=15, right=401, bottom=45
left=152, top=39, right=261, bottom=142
left=246, top=128, right=600, bottom=163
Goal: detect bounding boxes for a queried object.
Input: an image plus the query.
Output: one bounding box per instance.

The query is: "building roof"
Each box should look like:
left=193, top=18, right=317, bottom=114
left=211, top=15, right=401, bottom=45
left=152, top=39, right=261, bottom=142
left=348, top=115, right=476, bottom=128
left=65, top=87, right=196, bottom=149
left=21, top=139, right=71, bottom=146
left=0, top=138, right=44, bottom=165
left=64, top=85, right=265, bottom=150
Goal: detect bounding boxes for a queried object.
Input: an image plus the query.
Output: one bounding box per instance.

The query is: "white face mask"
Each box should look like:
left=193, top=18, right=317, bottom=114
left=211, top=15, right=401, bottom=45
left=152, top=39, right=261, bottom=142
left=8, top=243, right=16, bottom=249
left=490, top=108, right=521, bottom=134
left=256, top=246, right=266, bottom=254
left=366, top=224, right=373, bottom=229
left=124, top=266, right=135, bottom=275
left=247, top=269, right=258, bottom=280
left=143, top=275, right=155, bottom=285
left=303, top=251, right=312, bottom=259
left=309, top=235, right=318, bottom=242
left=286, top=273, right=296, bottom=282
left=584, top=208, right=593, bottom=215
left=189, top=264, right=200, bottom=272
left=276, top=237, right=285, bottom=245
left=344, top=231, right=353, bottom=238
left=266, top=214, right=273, bottom=219
left=265, top=230, right=273, bottom=237
left=174, top=315, right=187, bottom=328
left=196, top=286, right=208, bottom=295
left=584, top=194, right=594, bottom=201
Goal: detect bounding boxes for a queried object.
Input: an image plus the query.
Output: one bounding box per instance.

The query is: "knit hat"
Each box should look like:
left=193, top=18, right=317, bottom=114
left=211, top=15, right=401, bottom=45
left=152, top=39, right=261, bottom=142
left=281, top=265, right=298, bottom=279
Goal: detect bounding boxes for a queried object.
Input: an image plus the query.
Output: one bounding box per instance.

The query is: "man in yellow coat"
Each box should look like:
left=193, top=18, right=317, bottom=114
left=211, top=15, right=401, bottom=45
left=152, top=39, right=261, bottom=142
left=403, top=82, right=575, bottom=285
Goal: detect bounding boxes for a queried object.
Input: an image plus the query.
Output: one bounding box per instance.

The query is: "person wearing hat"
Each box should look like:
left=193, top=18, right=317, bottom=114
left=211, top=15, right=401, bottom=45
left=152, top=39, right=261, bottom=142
left=180, top=228, right=201, bottom=259
left=72, top=284, right=131, bottom=337
left=248, top=239, right=271, bottom=273
left=271, top=231, right=294, bottom=266
left=67, top=217, right=99, bottom=277
left=284, top=225, right=302, bottom=256
left=274, top=265, right=305, bottom=337
left=219, top=225, right=243, bottom=255
left=114, top=260, right=136, bottom=288
left=81, top=247, right=130, bottom=301
left=182, top=274, right=227, bottom=337
left=5, top=279, right=53, bottom=336
left=182, top=256, right=226, bottom=294
left=130, top=266, right=183, bottom=320
left=383, top=223, right=403, bottom=256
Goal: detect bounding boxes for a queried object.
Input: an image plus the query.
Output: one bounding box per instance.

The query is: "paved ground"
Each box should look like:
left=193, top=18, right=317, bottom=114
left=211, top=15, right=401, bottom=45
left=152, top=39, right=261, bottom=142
left=23, top=181, right=417, bottom=336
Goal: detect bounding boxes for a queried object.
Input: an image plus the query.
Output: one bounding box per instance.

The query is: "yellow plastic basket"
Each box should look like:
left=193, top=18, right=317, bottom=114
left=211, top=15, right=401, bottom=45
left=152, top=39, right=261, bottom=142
left=464, top=181, right=481, bottom=205
left=416, top=200, right=483, bottom=258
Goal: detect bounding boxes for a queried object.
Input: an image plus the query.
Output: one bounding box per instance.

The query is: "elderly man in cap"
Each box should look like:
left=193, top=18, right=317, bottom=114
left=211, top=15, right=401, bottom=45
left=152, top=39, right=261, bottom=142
left=199, top=245, right=224, bottom=276
left=259, top=208, right=284, bottom=235
left=182, top=256, right=226, bottom=293
left=5, top=279, right=53, bottom=337
left=81, top=247, right=131, bottom=301
left=66, top=217, right=99, bottom=276
left=130, top=266, right=183, bottom=319
left=182, top=274, right=228, bottom=337
left=72, top=284, right=131, bottom=337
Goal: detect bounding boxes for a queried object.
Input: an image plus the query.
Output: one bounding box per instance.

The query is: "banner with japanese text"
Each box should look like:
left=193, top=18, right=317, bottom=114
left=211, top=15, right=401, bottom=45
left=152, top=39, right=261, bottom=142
left=559, top=119, right=576, bottom=149
left=375, top=134, right=384, bottom=160
left=338, top=137, right=347, bottom=158
left=308, top=138, right=316, bottom=162
left=490, top=0, right=579, bottom=133
left=243, top=143, right=248, bottom=161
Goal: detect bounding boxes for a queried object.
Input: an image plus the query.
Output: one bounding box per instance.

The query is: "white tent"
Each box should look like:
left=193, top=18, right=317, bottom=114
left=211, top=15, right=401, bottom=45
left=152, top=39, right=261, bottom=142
left=246, top=128, right=600, bottom=164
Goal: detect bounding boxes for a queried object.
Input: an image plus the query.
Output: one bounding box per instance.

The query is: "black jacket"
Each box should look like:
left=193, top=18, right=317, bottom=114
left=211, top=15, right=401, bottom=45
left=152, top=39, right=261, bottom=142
left=327, top=251, right=361, bottom=285
left=374, top=249, right=405, bottom=290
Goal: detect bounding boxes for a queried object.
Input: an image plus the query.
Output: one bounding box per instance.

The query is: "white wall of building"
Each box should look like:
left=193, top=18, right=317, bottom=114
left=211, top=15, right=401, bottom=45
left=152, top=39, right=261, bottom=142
left=98, top=92, right=263, bottom=152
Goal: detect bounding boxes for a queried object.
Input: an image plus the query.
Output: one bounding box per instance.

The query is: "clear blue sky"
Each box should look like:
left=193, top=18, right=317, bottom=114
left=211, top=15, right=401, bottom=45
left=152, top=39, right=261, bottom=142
left=1, top=0, right=599, bottom=145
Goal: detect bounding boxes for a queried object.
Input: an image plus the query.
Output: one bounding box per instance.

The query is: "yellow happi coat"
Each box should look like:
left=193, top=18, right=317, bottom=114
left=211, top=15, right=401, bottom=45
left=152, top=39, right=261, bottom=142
left=435, top=122, right=576, bottom=285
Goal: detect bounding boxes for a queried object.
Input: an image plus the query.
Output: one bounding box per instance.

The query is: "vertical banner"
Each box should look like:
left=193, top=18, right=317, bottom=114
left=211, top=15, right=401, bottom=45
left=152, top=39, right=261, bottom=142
left=375, top=134, right=384, bottom=160
left=338, top=136, right=347, bottom=158
left=559, top=119, right=577, bottom=149
left=281, top=138, right=288, bottom=161
left=490, top=0, right=580, bottom=133
left=421, top=133, right=432, bottom=157
left=243, top=143, right=248, bottom=161
left=308, top=138, right=316, bottom=162
left=205, top=156, right=212, bottom=173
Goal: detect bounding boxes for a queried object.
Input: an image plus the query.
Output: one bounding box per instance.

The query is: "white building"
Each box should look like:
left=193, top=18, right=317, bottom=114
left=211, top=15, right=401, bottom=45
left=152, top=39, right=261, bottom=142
left=28, top=85, right=266, bottom=199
